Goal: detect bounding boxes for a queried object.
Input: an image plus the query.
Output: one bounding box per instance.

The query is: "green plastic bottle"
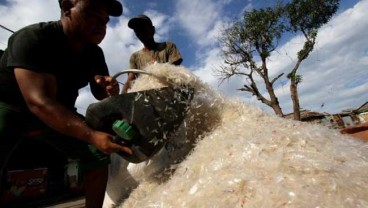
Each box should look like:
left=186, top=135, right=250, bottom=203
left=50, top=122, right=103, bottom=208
left=112, top=120, right=148, bottom=162
left=112, top=120, right=135, bottom=142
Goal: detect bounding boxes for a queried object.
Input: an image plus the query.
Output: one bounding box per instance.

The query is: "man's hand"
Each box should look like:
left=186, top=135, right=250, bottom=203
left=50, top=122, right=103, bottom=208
left=89, top=130, right=133, bottom=155
left=95, top=75, right=119, bottom=96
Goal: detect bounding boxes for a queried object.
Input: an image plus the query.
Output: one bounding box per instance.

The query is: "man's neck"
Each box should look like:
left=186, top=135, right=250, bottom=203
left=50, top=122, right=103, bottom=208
left=143, top=41, right=157, bottom=51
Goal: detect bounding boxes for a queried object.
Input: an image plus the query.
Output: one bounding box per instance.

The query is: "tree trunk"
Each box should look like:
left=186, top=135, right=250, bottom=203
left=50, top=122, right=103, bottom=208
left=271, top=102, right=284, bottom=117
left=265, top=79, right=284, bottom=117
left=290, top=79, right=301, bottom=120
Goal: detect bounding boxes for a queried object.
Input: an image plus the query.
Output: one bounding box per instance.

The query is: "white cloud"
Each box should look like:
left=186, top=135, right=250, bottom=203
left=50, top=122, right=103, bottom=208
left=175, top=0, right=227, bottom=46
left=0, top=0, right=59, bottom=49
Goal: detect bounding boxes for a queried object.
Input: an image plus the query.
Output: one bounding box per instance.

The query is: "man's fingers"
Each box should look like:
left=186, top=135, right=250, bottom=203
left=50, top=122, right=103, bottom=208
left=111, top=143, right=133, bottom=155
left=95, top=76, right=118, bottom=90
left=95, top=75, right=103, bottom=83
left=120, top=146, right=133, bottom=155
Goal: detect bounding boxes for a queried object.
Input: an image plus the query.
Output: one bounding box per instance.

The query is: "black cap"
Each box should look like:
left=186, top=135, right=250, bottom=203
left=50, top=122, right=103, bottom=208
left=128, top=14, right=153, bottom=29
left=58, top=0, right=123, bottom=17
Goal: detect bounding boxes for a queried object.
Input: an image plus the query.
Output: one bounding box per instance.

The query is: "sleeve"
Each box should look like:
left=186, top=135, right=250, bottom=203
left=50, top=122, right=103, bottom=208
left=89, top=46, right=111, bottom=98
left=167, top=42, right=183, bottom=65
left=129, top=53, right=137, bottom=69
left=93, top=46, right=109, bottom=76
left=7, top=26, right=52, bottom=73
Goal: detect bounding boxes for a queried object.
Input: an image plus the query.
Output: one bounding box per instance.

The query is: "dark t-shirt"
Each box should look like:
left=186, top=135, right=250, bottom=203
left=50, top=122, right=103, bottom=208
left=0, top=21, right=109, bottom=111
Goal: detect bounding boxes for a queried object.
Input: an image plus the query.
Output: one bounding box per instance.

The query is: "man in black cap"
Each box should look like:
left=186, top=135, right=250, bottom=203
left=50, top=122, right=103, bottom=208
left=122, top=14, right=183, bottom=93
left=0, top=0, right=131, bottom=207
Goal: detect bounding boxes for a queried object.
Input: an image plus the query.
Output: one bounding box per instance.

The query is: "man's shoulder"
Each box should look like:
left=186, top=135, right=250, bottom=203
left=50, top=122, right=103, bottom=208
left=131, top=49, right=143, bottom=57
left=10, top=21, right=62, bottom=43
left=153, top=42, right=178, bottom=51
left=156, top=41, right=174, bottom=48
left=164, top=42, right=181, bottom=52
left=129, top=49, right=144, bottom=62
left=164, top=41, right=178, bottom=47
left=16, top=21, right=60, bottom=35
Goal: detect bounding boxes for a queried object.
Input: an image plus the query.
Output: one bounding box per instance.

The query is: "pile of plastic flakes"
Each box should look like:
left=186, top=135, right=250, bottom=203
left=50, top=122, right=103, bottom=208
left=104, top=63, right=368, bottom=208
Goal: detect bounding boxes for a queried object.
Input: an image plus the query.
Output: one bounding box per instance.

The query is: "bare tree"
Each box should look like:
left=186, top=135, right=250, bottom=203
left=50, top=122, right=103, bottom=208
left=217, top=0, right=339, bottom=119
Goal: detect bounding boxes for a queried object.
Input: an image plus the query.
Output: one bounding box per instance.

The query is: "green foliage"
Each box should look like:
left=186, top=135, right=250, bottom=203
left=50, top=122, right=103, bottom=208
left=222, top=3, right=285, bottom=65
left=287, top=73, right=303, bottom=84
left=221, top=0, right=339, bottom=67
left=285, top=0, right=340, bottom=32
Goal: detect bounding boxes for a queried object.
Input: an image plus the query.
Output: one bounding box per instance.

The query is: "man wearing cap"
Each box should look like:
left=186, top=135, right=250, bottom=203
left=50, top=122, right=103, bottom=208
left=0, top=0, right=131, bottom=207
left=122, top=14, right=183, bottom=93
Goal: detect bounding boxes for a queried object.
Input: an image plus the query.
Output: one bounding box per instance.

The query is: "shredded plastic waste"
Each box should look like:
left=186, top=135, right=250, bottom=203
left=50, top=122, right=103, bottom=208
left=104, top=63, right=368, bottom=208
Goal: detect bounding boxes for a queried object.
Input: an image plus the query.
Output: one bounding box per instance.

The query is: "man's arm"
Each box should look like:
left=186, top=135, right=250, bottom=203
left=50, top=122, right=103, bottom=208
left=15, top=68, right=131, bottom=155
left=122, top=54, right=138, bottom=93
left=168, top=42, right=183, bottom=65
left=122, top=72, right=135, bottom=93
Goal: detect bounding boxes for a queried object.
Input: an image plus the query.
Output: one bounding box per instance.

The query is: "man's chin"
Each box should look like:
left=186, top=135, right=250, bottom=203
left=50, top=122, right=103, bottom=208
left=90, top=36, right=105, bottom=45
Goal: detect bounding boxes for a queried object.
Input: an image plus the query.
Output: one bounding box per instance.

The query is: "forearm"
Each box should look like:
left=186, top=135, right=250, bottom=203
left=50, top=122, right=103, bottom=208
left=27, top=99, right=132, bottom=155
left=122, top=73, right=135, bottom=93
left=28, top=99, right=96, bottom=143
left=122, top=80, right=131, bottom=93
left=14, top=69, right=132, bottom=155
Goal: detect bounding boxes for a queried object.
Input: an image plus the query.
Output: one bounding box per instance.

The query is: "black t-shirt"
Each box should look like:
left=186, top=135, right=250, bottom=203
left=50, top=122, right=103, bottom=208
left=0, top=21, right=109, bottom=111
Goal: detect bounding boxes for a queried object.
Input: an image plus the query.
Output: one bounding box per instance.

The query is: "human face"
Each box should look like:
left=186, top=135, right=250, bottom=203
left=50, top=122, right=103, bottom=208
left=134, top=24, right=154, bottom=45
left=72, top=0, right=110, bottom=44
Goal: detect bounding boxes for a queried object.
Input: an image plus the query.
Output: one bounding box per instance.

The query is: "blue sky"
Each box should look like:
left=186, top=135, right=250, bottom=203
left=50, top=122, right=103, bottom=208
left=0, top=0, right=367, bottom=116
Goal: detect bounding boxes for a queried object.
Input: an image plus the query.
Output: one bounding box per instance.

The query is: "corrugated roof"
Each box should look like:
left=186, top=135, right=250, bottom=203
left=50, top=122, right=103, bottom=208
left=355, top=101, right=368, bottom=113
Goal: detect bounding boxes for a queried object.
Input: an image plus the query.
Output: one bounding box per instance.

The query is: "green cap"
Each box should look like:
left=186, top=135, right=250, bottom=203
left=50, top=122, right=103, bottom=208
left=112, top=120, right=135, bottom=141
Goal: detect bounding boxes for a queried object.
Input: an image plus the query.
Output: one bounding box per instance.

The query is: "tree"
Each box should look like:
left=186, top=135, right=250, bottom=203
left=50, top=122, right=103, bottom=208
left=217, top=0, right=339, bottom=119
left=285, top=0, right=339, bottom=120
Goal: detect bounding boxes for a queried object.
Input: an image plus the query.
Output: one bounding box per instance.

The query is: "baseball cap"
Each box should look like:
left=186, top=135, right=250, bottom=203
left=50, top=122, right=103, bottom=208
left=128, top=14, right=153, bottom=29
left=58, top=0, right=123, bottom=17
